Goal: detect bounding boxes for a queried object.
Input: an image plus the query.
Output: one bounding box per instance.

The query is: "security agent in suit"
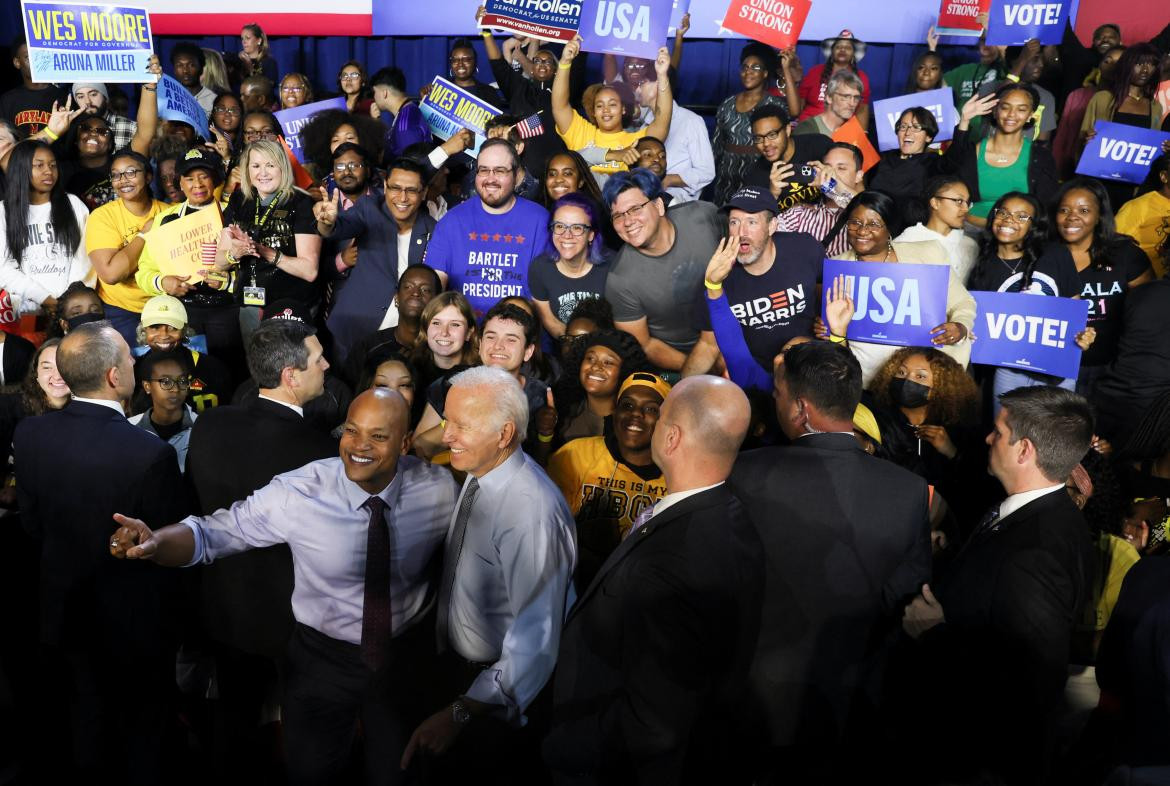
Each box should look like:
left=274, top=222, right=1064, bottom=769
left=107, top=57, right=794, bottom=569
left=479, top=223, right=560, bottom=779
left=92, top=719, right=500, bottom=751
left=184, top=316, right=336, bottom=782
left=728, top=341, right=932, bottom=784
left=901, top=386, right=1096, bottom=785
left=14, top=321, right=189, bottom=784
left=544, top=376, right=766, bottom=785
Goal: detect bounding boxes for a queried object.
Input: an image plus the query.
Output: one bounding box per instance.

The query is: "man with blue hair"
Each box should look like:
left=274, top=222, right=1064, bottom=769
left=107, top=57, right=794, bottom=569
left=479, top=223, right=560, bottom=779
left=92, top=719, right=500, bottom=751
left=601, top=169, right=723, bottom=373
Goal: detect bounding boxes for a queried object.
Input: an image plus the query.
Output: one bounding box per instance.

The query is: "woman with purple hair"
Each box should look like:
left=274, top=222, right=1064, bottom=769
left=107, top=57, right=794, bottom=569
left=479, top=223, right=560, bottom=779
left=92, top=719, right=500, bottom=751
left=529, top=192, right=612, bottom=339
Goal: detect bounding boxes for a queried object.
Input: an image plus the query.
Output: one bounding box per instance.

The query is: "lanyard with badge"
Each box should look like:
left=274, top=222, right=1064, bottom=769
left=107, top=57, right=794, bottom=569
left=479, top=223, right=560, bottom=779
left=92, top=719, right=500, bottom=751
left=243, top=197, right=279, bottom=307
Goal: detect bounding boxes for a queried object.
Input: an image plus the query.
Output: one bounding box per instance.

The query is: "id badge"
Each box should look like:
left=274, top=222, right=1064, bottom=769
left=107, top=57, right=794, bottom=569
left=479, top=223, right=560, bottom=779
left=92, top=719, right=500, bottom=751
left=243, top=286, right=266, bottom=306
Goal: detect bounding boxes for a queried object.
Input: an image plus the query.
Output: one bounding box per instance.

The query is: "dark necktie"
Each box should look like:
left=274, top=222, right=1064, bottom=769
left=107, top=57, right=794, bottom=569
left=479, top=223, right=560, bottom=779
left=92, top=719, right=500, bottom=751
left=436, top=477, right=479, bottom=652
left=624, top=504, right=656, bottom=540
left=360, top=496, right=392, bottom=671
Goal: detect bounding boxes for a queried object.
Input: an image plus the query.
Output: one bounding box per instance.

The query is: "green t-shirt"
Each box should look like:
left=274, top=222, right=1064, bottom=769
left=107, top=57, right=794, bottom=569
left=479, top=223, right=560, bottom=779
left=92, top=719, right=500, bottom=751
left=945, top=62, right=1003, bottom=108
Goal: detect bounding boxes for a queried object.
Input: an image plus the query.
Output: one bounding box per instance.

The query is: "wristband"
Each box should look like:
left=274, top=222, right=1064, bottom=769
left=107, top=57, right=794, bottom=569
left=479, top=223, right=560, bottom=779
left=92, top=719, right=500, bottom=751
left=537, top=432, right=554, bottom=443
left=558, top=61, right=571, bottom=70
left=829, top=334, right=847, bottom=344
left=225, top=251, right=238, bottom=265
left=42, top=127, right=59, bottom=142
left=703, top=278, right=723, bottom=291
left=1005, top=73, right=1020, bottom=83
left=481, top=30, right=492, bottom=38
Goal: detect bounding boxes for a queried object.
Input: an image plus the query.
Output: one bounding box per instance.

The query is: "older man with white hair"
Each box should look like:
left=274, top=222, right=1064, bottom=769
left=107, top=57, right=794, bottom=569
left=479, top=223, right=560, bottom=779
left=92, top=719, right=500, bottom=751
left=402, top=365, right=576, bottom=782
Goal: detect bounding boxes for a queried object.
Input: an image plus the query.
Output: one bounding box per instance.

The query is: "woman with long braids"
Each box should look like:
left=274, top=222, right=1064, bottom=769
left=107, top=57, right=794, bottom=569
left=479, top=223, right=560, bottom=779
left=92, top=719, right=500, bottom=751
left=0, top=141, right=91, bottom=339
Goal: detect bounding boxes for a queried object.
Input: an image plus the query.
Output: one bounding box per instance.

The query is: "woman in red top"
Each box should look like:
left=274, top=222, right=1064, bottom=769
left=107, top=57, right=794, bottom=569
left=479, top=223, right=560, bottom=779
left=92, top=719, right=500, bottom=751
left=797, top=29, right=871, bottom=129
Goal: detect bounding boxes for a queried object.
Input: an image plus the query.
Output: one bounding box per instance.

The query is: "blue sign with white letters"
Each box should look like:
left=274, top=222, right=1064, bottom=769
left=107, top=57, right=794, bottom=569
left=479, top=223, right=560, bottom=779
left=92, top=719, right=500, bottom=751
left=419, top=77, right=501, bottom=156
left=275, top=97, right=348, bottom=164
left=822, top=259, right=952, bottom=347
left=579, top=0, right=673, bottom=60
left=1075, top=121, right=1170, bottom=185
left=985, top=0, right=1072, bottom=45
left=873, top=87, right=957, bottom=152
left=970, top=291, right=1088, bottom=378
left=156, top=74, right=209, bottom=138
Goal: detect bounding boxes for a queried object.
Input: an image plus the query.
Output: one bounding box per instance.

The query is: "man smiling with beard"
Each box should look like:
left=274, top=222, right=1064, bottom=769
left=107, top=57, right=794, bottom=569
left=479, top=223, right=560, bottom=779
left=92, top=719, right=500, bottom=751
left=316, top=154, right=437, bottom=364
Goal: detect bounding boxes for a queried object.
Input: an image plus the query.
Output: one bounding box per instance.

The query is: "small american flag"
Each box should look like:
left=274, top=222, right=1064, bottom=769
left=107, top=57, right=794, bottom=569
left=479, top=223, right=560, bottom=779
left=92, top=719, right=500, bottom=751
left=514, top=112, right=544, bottom=139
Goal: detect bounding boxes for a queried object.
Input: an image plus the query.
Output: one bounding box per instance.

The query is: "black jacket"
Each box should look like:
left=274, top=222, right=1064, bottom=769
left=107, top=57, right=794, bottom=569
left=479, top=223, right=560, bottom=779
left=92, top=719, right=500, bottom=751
left=545, top=485, right=764, bottom=785
left=728, top=432, right=931, bottom=781
left=940, top=127, right=1058, bottom=207
left=186, top=397, right=336, bottom=656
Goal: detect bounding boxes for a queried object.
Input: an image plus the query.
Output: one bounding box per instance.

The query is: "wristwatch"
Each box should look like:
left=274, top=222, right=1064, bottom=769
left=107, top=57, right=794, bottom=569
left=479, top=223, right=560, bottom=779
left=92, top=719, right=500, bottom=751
left=451, top=699, right=472, bottom=726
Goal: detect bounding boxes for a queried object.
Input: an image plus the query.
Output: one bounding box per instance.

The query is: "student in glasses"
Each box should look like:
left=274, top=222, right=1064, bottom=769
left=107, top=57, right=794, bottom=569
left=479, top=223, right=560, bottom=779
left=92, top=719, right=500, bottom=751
left=896, top=175, right=980, bottom=285
left=129, top=347, right=199, bottom=470
left=529, top=193, right=611, bottom=339
left=135, top=295, right=234, bottom=414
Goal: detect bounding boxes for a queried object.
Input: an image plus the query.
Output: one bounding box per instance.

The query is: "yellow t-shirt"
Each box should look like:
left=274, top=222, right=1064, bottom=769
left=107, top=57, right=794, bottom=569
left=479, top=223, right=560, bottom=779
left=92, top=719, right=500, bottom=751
left=557, top=110, right=646, bottom=176
left=547, top=435, right=666, bottom=539
left=86, top=197, right=167, bottom=312
left=1115, top=190, right=1170, bottom=278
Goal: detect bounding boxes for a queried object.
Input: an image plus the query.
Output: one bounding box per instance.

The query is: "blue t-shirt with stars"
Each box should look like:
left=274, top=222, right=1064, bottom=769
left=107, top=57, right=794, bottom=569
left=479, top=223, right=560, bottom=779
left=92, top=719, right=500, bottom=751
left=425, top=195, right=551, bottom=318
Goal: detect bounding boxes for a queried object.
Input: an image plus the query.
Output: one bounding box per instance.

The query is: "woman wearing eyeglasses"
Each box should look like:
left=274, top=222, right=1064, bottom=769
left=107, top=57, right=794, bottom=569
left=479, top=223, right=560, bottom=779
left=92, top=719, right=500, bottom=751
left=896, top=175, right=979, bottom=285
left=278, top=73, right=313, bottom=111
left=868, top=106, right=943, bottom=220
left=712, top=43, right=787, bottom=206
left=210, top=93, right=243, bottom=153
left=942, top=82, right=1058, bottom=229
left=529, top=193, right=611, bottom=339
left=968, top=191, right=1094, bottom=404
left=824, top=190, right=975, bottom=386
left=336, top=61, right=372, bottom=115
left=129, top=347, right=199, bottom=469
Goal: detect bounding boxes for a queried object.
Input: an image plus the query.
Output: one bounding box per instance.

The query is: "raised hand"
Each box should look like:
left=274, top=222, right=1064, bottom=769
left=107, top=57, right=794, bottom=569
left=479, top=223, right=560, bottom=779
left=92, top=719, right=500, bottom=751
left=676, top=12, right=690, bottom=36
left=927, top=25, right=939, bottom=52
left=535, top=389, right=558, bottom=438
left=606, top=145, right=641, bottom=166
left=930, top=321, right=968, bottom=346
left=959, top=93, right=999, bottom=129
left=45, top=95, right=84, bottom=138
left=314, top=186, right=341, bottom=226
left=475, top=4, right=486, bottom=23
left=110, top=513, right=158, bottom=560
left=654, top=46, right=670, bottom=77
left=704, top=235, right=739, bottom=289
left=561, top=37, right=581, bottom=63
left=823, top=274, right=855, bottom=338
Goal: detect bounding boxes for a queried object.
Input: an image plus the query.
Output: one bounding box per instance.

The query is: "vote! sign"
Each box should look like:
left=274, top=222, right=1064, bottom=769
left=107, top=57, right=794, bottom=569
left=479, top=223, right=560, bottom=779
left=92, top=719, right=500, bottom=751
left=21, top=0, right=154, bottom=84
left=275, top=97, right=348, bottom=164
left=1075, top=121, right=1170, bottom=185
left=579, top=0, right=673, bottom=60
left=720, top=0, right=812, bottom=50
left=936, top=0, right=989, bottom=37
left=156, top=74, right=209, bottom=138
left=822, top=259, right=952, bottom=347
left=873, top=87, right=957, bottom=151
left=481, top=0, right=584, bottom=43
left=420, top=77, right=502, bottom=156
left=985, top=0, right=1071, bottom=45
left=970, top=291, right=1088, bottom=379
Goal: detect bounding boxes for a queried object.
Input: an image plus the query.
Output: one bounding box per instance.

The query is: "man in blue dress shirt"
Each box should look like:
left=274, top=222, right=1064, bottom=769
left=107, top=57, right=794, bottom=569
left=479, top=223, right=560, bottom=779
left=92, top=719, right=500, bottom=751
left=402, top=365, right=576, bottom=783
left=110, top=388, right=458, bottom=786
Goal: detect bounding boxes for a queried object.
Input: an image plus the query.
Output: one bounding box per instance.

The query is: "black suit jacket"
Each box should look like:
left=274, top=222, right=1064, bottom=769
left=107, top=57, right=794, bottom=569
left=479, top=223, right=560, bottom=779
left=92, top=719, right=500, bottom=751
left=916, top=488, right=1094, bottom=782
left=186, top=397, right=337, bottom=656
left=727, top=432, right=931, bottom=777
left=14, top=401, right=189, bottom=654
left=544, top=485, right=765, bottom=785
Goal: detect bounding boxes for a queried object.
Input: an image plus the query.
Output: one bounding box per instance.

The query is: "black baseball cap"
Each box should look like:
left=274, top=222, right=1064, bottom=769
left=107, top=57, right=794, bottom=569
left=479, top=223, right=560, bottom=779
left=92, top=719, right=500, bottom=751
left=721, top=185, right=778, bottom=216
left=177, top=147, right=224, bottom=177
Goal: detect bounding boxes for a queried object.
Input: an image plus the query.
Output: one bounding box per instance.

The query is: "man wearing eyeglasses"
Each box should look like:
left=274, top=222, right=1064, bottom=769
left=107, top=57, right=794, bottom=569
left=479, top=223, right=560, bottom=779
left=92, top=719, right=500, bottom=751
left=793, top=71, right=865, bottom=138
left=72, top=81, right=137, bottom=150
left=742, top=104, right=831, bottom=212
left=316, top=155, right=437, bottom=364
left=423, top=138, right=550, bottom=318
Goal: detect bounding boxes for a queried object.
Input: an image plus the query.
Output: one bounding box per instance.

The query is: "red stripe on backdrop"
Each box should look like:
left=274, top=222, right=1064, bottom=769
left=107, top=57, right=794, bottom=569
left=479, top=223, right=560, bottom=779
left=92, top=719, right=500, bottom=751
left=1074, top=0, right=1164, bottom=46
left=150, top=13, right=372, bottom=36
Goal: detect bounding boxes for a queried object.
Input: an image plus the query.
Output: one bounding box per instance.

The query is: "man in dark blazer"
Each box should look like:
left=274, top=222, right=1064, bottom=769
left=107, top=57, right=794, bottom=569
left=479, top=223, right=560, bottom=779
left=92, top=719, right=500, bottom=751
left=902, top=385, right=1096, bottom=785
left=315, top=156, right=436, bottom=366
left=14, top=321, right=188, bottom=784
left=185, top=316, right=336, bottom=781
left=545, top=375, right=765, bottom=785
left=728, top=341, right=931, bottom=784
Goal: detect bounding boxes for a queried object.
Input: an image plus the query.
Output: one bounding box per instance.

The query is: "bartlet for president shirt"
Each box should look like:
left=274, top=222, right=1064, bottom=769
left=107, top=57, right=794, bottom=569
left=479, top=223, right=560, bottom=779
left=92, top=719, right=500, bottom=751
left=425, top=195, right=550, bottom=318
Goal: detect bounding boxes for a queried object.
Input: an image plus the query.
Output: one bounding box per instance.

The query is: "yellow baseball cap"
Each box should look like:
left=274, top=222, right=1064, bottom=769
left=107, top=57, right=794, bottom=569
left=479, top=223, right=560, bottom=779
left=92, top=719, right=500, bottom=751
left=617, top=371, right=672, bottom=402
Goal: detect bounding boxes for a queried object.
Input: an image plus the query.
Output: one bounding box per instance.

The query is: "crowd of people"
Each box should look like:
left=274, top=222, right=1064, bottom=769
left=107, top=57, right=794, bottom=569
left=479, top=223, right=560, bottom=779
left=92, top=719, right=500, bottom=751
left=1, top=8, right=1170, bottom=786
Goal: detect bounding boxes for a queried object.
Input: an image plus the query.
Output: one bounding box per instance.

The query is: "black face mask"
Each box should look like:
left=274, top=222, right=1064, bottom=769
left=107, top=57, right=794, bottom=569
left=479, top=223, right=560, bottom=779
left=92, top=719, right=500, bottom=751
left=888, top=377, right=931, bottom=409
left=65, top=312, right=104, bottom=331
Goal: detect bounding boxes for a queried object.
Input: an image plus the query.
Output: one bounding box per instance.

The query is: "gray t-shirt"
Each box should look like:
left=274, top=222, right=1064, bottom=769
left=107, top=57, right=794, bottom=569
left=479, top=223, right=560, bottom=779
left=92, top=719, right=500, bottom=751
left=604, top=200, right=723, bottom=353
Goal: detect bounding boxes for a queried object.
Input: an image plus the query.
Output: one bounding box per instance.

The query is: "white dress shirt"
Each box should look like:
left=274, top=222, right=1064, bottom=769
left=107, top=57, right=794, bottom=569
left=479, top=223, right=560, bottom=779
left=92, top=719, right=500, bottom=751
left=640, top=101, right=716, bottom=203
left=71, top=395, right=126, bottom=417
left=257, top=393, right=304, bottom=417
left=649, top=480, right=724, bottom=520
left=998, top=484, right=1066, bottom=522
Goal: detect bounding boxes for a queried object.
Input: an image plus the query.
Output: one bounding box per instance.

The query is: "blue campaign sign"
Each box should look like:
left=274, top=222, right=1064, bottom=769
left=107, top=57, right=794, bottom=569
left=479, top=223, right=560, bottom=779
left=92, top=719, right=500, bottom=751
left=275, top=97, right=348, bottom=164
left=873, top=87, right=957, bottom=151
left=667, top=0, right=691, bottom=33
left=481, top=0, right=584, bottom=42
left=156, top=74, right=209, bottom=138
left=823, top=259, right=952, bottom=347
left=1075, top=121, right=1170, bottom=185
left=579, top=0, right=673, bottom=60
left=985, top=0, right=1072, bottom=45
left=21, top=0, right=153, bottom=84
left=970, top=291, right=1089, bottom=378
left=420, top=77, right=502, bottom=156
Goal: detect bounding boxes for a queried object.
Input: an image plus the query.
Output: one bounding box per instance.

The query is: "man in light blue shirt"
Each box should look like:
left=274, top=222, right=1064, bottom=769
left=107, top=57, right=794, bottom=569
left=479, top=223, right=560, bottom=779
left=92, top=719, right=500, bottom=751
left=111, top=388, right=458, bottom=785
left=634, top=68, right=715, bottom=203
left=402, top=365, right=576, bottom=781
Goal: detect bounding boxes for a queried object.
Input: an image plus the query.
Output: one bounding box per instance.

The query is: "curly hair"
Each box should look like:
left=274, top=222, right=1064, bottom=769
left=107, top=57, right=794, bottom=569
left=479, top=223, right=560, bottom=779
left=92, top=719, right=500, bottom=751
left=565, top=296, right=615, bottom=330
left=21, top=338, right=65, bottom=416
left=973, top=191, right=1049, bottom=292
left=299, top=109, right=385, bottom=171
left=553, top=329, right=649, bottom=426
left=869, top=347, right=980, bottom=427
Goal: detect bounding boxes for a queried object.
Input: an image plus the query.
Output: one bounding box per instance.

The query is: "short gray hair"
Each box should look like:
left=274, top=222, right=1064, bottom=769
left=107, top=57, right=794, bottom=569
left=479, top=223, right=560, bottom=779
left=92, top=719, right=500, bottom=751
left=826, top=71, right=864, bottom=98
left=448, top=365, right=529, bottom=437
left=247, top=319, right=315, bottom=388
left=56, top=321, right=121, bottom=396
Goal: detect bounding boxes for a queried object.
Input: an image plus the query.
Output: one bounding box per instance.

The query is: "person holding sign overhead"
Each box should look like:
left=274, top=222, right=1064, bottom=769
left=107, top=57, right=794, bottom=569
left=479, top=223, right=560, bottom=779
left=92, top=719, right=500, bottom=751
left=942, top=82, right=1058, bottom=228
left=825, top=190, right=976, bottom=385
left=552, top=37, right=673, bottom=181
